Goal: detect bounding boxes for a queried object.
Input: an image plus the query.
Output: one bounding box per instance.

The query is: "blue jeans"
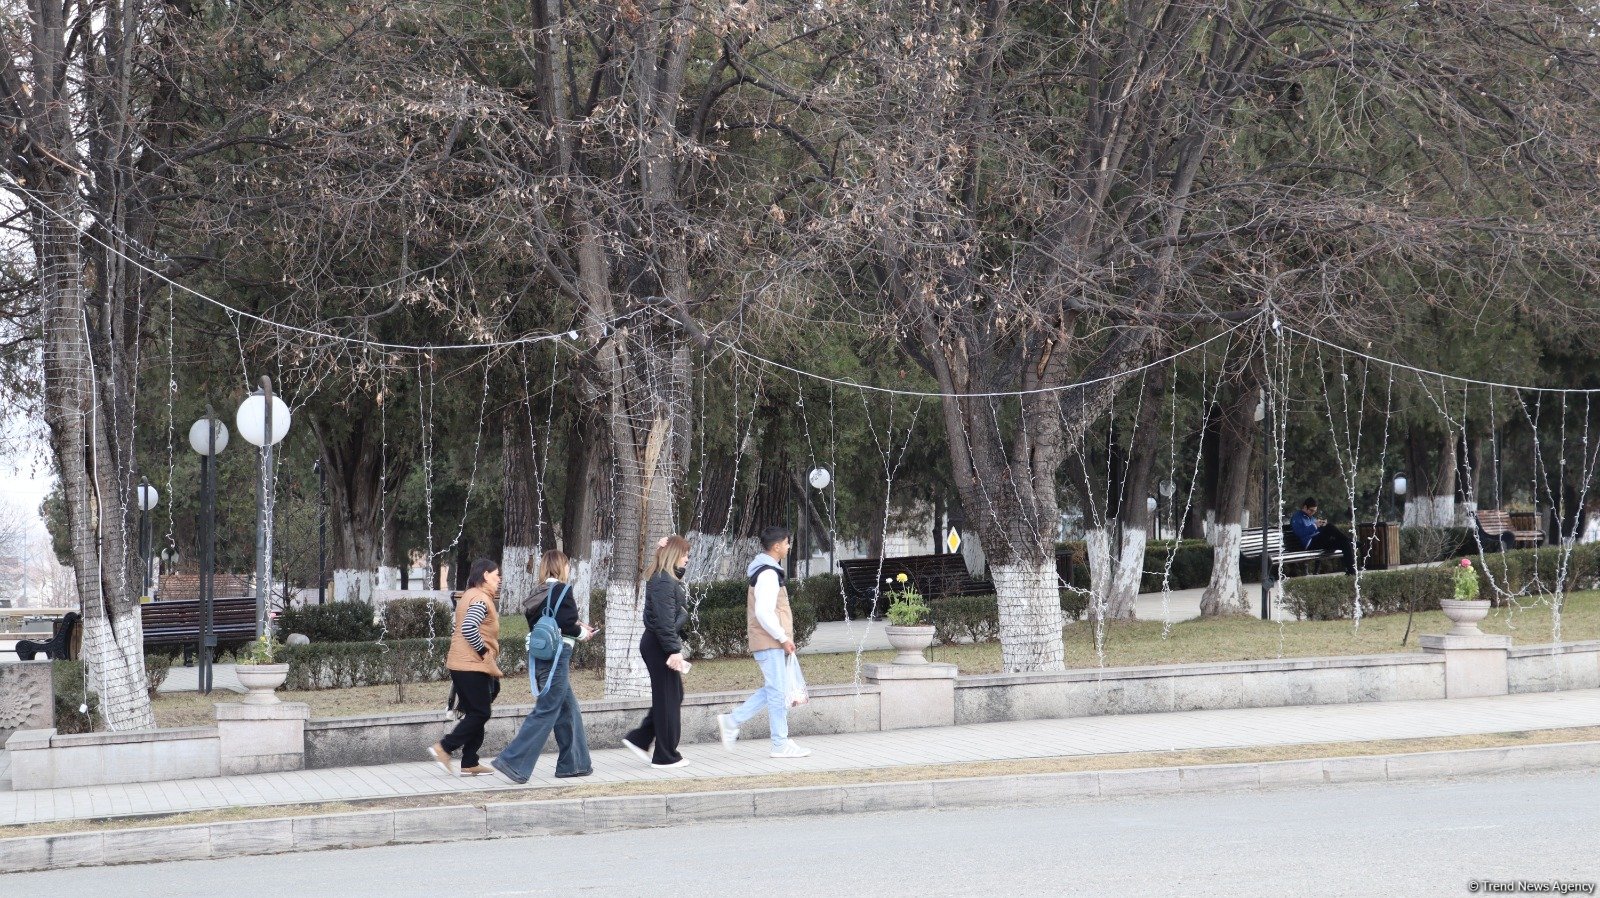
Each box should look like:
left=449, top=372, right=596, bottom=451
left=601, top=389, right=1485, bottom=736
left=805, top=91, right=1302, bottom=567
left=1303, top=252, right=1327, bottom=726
left=729, top=648, right=789, bottom=750
left=494, top=652, right=590, bottom=782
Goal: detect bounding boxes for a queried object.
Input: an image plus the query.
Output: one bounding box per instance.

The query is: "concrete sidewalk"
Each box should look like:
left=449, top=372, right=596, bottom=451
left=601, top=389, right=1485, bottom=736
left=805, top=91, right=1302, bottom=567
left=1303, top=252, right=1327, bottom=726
left=6, top=688, right=1597, bottom=828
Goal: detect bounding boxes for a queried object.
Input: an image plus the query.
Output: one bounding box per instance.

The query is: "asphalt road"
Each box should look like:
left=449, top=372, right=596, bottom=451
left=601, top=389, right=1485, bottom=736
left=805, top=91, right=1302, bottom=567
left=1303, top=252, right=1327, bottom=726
left=9, top=770, right=1599, bottom=897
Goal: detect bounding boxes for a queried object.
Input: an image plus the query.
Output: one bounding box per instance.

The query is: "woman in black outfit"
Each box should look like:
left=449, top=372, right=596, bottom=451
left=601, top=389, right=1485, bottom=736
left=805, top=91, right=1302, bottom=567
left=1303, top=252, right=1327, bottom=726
left=623, top=534, right=692, bottom=769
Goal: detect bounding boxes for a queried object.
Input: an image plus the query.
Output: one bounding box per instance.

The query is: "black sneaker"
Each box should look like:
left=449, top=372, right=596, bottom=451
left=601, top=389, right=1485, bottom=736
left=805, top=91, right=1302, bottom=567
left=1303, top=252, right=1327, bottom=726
left=554, top=769, right=593, bottom=779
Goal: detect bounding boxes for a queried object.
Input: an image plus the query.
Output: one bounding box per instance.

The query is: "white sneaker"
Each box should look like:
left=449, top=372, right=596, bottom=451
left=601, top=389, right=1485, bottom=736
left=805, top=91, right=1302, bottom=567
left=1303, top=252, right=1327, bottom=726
left=770, top=741, right=811, bottom=759
left=622, top=738, right=651, bottom=765
left=651, top=757, right=691, bottom=769
left=716, top=713, right=739, bottom=751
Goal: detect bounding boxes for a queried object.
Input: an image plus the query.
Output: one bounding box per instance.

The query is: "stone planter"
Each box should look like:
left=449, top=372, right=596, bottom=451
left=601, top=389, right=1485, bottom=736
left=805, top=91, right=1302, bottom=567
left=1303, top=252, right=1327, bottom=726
left=1440, top=598, right=1492, bottom=637
left=235, top=663, right=289, bottom=705
left=884, top=625, right=935, bottom=665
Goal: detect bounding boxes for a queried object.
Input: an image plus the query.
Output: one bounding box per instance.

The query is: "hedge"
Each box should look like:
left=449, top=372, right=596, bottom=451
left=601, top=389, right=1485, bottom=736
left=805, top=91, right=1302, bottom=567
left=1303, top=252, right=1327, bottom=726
left=380, top=597, right=452, bottom=640
left=275, top=601, right=382, bottom=643
left=929, top=591, right=1089, bottom=646
left=1281, top=567, right=1455, bottom=621
left=1474, top=543, right=1600, bottom=603
left=278, top=636, right=531, bottom=691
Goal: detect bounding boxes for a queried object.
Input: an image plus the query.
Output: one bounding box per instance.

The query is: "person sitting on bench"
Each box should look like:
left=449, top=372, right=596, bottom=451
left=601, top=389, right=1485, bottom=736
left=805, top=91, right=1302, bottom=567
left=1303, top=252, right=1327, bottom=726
left=1290, top=497, right=1356, bottom=575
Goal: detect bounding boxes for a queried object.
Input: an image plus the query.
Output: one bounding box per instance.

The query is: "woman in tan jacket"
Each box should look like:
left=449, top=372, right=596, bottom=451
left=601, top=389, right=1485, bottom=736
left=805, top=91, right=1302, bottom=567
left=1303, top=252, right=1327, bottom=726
left=429, top=558, right=502, bottom=776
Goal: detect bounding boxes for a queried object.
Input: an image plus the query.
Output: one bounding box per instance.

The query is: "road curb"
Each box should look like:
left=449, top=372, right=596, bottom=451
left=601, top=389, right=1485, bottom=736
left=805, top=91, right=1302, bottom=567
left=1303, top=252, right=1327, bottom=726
left=5, top=739, right=1598, bottom=874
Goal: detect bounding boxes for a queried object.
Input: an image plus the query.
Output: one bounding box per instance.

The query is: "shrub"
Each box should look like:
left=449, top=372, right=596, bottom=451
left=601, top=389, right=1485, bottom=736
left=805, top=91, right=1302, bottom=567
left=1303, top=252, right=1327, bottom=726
left=926, top=590, right=1089, bottom=644
left=1474, top=543, right=1600, bottom=604
left=1281, top=567, right=1455, bottom=620
left=571, top=587, right=606, bottom=671
left=275, top=601, right=381, bottom=643
left=1060, top=589, right=1089, bottom=622
left=1140, top=539, right=1214, bottom=591
left=382, top=597, right=452, bottom=640
left=794, top=574, right=856, bottom=621
left=51, top=660, right=99, bottom=734
left=144, top=654, right=172, bottom=697
left=931, top=595, right=999, bottom=645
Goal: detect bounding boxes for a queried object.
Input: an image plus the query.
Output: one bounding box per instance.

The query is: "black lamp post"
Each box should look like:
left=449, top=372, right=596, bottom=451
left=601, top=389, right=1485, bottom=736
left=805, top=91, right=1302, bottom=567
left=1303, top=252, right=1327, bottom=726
left=188, top=407, right=229, bottom=694
left=237, top=376, right=292, bottom=636
left=136, top=478, right=159, bottom=596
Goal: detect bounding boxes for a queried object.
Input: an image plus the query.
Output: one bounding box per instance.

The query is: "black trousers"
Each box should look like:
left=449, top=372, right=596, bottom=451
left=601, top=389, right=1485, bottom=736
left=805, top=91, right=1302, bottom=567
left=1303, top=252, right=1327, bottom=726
left=1308, top=525, right=1357, bottom=575
left=625, top=630, right=683, bottom=764
left=440, top=670, right=496, bottom=767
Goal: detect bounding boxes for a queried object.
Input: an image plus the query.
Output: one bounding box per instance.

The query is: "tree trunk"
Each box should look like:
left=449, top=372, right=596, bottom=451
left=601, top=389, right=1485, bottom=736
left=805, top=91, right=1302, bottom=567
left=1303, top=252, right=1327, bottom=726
left=1102, top=364, right=1169, bottom=619
left=1404, top=431, right=1458, bottom=527
left=501, top=400, right=540, bottom=615
left=39, top=191, right=154, bottom=730
left=1202, top=381, right=1258, bottom=616
left=603, top=362, right=683, bottom=696
left=940, top=383, right=1069, bottom=673
left=313, top=412, right=407, bottom=604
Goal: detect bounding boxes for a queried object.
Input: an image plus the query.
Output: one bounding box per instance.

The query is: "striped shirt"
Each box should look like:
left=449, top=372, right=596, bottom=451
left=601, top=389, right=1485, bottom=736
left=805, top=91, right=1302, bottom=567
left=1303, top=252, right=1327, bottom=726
left=461, top=601, right=488, bottom=655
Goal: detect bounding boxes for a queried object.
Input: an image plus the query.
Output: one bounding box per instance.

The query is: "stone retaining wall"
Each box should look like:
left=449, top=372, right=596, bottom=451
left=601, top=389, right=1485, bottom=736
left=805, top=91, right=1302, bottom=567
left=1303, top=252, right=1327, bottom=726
left=9, top=640, right=1598, bottom=789
left=954, top=654, right=1448, bottom=724
left=1507, top=641, right=1600, bottom=694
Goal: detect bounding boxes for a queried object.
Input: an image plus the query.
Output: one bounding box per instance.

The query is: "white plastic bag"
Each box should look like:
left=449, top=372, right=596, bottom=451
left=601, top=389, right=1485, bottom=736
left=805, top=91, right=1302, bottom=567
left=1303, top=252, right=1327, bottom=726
left=785, top=653, right=809, bottom=707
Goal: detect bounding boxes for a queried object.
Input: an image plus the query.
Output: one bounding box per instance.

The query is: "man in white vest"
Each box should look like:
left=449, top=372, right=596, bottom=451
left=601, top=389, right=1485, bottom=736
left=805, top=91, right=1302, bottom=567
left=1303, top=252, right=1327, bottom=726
left=717, top=526, right=811, bottom=758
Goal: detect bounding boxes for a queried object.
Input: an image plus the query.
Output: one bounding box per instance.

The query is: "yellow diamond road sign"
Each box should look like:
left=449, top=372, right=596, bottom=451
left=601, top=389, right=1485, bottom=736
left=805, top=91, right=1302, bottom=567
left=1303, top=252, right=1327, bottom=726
left=946, top=529, right=961, bottom=553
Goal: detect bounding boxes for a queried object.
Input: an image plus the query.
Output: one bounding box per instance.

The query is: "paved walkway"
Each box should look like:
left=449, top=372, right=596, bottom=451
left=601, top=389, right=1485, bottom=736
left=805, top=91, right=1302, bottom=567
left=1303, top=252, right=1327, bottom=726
left=5, top=689, right=1597, bottom=827
left=158, top=664, right=245, bottom=694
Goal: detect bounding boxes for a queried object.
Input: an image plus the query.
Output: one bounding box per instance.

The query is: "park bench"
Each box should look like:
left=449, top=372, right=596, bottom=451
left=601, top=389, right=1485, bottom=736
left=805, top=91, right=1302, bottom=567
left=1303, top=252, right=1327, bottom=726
left=141, top=597, right=258, bottom=664
left=839, top=549, right=1076, bottom=612
left=13, top=612, right=80, bottom=661
left=1473, top=509, right=1545, bottom=549
left=1238, top=525, right=1343, bottom=578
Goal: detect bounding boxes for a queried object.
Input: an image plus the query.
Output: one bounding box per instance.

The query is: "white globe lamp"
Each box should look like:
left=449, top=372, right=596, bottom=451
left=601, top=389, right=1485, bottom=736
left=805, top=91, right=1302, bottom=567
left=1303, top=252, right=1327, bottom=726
left=188, top=418, right=230, bottom=456
left=237, top=389, right=292, bottom=447
left=808, top=467, right=832, bottom=490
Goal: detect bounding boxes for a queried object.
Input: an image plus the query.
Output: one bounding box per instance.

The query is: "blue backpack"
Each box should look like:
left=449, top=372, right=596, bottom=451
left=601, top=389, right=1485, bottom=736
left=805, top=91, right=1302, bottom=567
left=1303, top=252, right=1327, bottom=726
left=526, top=583, right=571, bottom=698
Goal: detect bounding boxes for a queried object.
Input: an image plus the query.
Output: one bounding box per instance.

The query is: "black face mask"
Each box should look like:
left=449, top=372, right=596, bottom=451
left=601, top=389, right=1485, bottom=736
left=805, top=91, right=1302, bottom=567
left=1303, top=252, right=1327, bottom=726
left=675, top=563, right=688, bottom=578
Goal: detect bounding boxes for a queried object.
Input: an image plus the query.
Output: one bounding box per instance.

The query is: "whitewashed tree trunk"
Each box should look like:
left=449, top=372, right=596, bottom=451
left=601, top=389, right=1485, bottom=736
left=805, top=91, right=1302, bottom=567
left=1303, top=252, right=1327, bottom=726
left=38, top=193, right=152, bottom=731
left=332, top=569, right=375, bottom=604
left=1200, top=523, right=1248, bottom=615
left=377, top=566, right=400, bottom=590
left=501, top=545, right=538, bottom=616
left=990, top=560, right=1066, bottom=672
left=1106, top=526, right=1147, bottom=619
left=1403, top=495, right=1456, bottom=528
left=1084, top=526, right=1113, bottom=618
left=569, top=539, right=611, bottom=620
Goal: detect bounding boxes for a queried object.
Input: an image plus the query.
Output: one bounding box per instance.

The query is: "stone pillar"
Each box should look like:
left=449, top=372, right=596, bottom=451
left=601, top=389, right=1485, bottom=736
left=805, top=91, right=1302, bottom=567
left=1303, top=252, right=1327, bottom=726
left=864, top=662, right=957, bottom=730
left=1420, top=634, right=1511, bottom=698
left=215, top=702, right=310, bottom=775
left=0, top=661, right=55, bottom=742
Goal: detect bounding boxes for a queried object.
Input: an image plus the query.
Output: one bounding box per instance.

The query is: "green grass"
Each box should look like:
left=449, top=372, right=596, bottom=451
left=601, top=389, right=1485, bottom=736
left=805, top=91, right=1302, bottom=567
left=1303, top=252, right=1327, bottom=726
left=151, top=590, right=1600, bottom=728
